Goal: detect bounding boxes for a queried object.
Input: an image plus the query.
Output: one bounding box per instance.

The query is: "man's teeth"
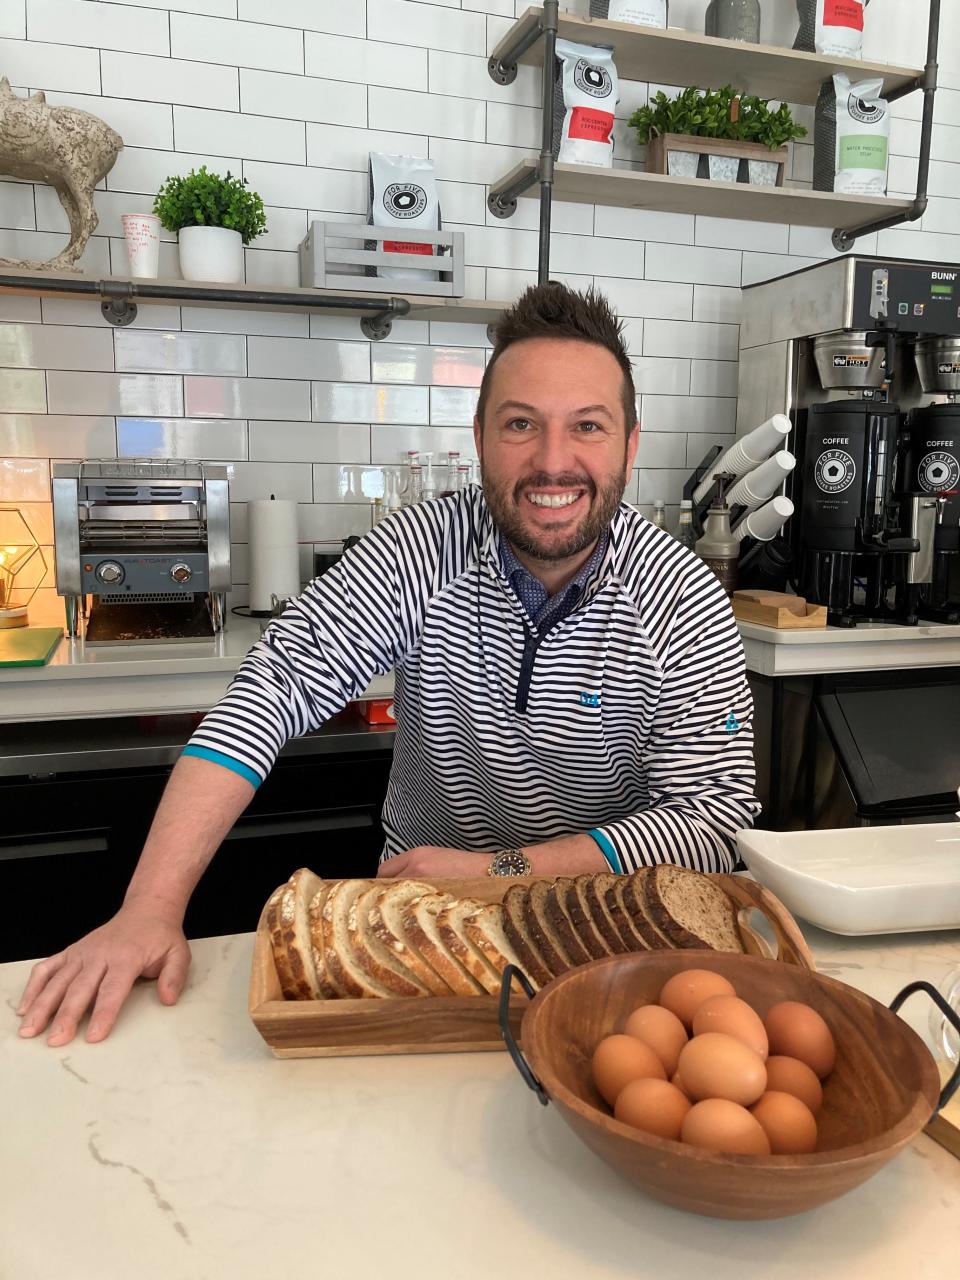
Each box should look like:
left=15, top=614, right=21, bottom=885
left=527, top=491, right=581, bottom=508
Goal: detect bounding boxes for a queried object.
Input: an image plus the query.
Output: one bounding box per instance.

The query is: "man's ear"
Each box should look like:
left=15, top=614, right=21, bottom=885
left=473, top=414, right=482, bottom=459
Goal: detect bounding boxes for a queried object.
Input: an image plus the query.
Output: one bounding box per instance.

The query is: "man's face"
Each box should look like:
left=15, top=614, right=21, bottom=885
left=474, top=337, right=639, bottom=564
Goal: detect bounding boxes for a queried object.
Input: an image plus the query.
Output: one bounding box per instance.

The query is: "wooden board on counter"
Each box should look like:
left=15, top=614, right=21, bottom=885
left=731, top=590, right=828, bottom=630
left=248, top=874, right=814, bottom=1059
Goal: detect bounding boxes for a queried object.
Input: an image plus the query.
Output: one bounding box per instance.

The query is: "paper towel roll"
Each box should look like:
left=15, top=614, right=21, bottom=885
left=248, top=497, right=300, bottom=614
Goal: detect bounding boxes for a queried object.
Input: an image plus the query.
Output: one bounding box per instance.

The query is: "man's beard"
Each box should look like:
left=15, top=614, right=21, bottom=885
left=481, top=465, right=627, bottom=563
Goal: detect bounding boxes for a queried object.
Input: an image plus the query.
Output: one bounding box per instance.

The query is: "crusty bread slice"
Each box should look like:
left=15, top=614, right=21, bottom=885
left=502, top=885, right=553, bottom=988
left=271, top=868, right=324, bottom=999
left=462, top=903, right=534, bottom=993
left=566, top=875, right=614, bottom=959
left=621, top=868, right=674, bottom=949
left=322, top=878, right=391, bottom=998
left=645, top=864, right=745, bottom=953
left=437, top=898, right=503, bottom=995
left=522, top=880, right=574, bottom=977
left=400, top=893, right=486, bottom=996
left=583, top=873, right=629, bottom=955
left=604, top=876, right=657, bottom=951
left=348, top=883, right=431, bottom=997
left=544, top=879, right=593, bottom=966
left=369, top=880, right=452, bottom=996
left=265, top=886, right=293, bottom=996
left=307, top=881, right=344, bottom=999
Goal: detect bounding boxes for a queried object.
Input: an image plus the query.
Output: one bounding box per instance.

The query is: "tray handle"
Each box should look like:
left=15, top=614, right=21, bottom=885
left=498, top=964, right=548, bottom=1107
left=889, top=980, right=960, bottom=1112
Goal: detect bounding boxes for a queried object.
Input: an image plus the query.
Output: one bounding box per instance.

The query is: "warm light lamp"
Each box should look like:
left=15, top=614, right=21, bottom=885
left=0, top=506, right=47, bottom=629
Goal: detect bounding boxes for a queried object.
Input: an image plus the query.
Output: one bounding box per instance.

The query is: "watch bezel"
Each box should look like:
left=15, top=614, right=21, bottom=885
left=488, top=847, right=531, bottom=877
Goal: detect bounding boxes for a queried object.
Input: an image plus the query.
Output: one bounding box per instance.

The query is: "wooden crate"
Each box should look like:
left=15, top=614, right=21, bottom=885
left=298, top=219, right=465, bottom=297
left=248, top=874, right=814, bottom=1059
left=646, top=132, right=788, bottom=185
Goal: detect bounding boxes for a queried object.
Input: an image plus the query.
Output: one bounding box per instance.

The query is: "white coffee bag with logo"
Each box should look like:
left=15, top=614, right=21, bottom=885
left=553, top=40, right=619, bottom=168
left=368, top=152, right=441, bottom=282
left=794, top=0, right=866, bottom=59
left=814, top=74, right=889, bottom=196
left=591, top=0, right=668, bottom=28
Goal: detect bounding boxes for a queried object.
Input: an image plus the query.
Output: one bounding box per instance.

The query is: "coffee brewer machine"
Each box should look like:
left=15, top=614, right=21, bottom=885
left=738, top=256, right=960, bottom=626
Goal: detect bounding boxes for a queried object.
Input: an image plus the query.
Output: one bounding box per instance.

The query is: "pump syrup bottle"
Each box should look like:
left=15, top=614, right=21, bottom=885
left=695, top=476, right=739, bottom=596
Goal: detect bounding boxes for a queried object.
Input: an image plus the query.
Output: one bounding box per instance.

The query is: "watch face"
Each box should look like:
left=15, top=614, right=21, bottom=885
left=493, top=849, right=529, bottom=875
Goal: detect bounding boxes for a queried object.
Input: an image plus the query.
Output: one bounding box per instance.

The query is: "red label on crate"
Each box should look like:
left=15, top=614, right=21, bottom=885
left=567, top=107, right=614, bottom=144
left=383, top=241, right=434, bottom=255
left=823, top=0, right=863, bottom=30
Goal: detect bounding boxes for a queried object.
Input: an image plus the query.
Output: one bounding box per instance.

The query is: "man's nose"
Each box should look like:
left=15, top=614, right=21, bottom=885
left=530, top=422, right=577, bottom=476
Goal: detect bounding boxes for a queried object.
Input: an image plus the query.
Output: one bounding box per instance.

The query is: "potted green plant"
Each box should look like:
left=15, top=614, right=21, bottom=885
left=630, top=86, right=806, bottom=185
left=153, top=166, right=267, bottom=284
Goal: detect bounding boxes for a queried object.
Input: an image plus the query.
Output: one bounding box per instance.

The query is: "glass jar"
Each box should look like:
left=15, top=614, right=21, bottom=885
left=713, top=0, right=760, bottom=43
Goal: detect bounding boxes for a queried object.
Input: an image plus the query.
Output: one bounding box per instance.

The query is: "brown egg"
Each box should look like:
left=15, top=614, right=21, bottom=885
left=677, top=1032, right=767, bottom=1106
left=765, top=1055, right=824, bottom=1116
left=670, top=1069, right=692, bottom=1099
left=692, top=995, right=769, bottom=1061
left=764, top=1002, right=836, bottom=1079
left=751, top=1091, right=818, bottom=1154
left=658, top=969, right=737, bottom=1028
left=624, top=1004, right=688, bottom=1075
left=681, top=1098, right=772, bottom=1156
left=614, top=1078, right=692, bottom=1141
left=592, top=1034, right=667, bottom=1107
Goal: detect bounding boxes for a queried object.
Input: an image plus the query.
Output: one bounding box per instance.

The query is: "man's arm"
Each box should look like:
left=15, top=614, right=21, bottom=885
left=378, top=833, right=608, bottom=878
left=17, top=756, right=255, bottom=1046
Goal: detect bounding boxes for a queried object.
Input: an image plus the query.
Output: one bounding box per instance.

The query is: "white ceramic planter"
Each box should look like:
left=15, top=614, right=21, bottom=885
left=178, top=225, right=244, bottom=284
left=748, top=158, right=780, bottom=186
left=666, top=149, right=699, bottom=178
left=708, top=154, right=740, bottom=183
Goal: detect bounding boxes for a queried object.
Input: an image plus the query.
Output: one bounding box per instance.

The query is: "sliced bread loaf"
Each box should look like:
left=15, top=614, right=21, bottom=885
left=522, top=880, right=574, bottom=977
left=621, top=868, right=674, bottom=949
left=502, top=885, right=553, bottom=988
left=562, top=876, right=611, bottom=960
left=306, top=879, right=342, bottom=999
left=348, top=883, right=432, bottom=997
left=367, top=879, right=452, bottom=996
left=645, top=864, right=745, bottom=953
left=544, top=879, right=593, bottom=966
left=462, top=903, right=533, bottom=993
left=400, top=893, right=486, bottom=996
left=582, top=873, right=629, bottom=955
left=604, top=876, right=657, bottom=951
left=321, top=878, right=390, bottom=998
left=271, top=868, right=324, bottom=999
left=437, top=898, right=503, bottom=995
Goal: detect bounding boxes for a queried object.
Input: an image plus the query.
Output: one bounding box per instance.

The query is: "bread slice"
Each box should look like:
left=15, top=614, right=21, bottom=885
left=271, top=868, right=324, bottom=999
left=348, top=883, right=432, bottom=997
left=501, top=885, right=553, bottom=988
left=522, top=880, right=575, bottom=977
left=437, top=898, right=504, bottom=995
left=621, top=868, right=674, bottom=949
left=561, top=877, right=610, bottom=960
left=604, top=876, right=658, bottom=951
left=544, top=879, right=593, bottom=966
left=307, top=879, right=342, bottom=999
left=367, top=879, right=453, bottom=996
left=583, top=873, right=629, bottom=955
left=321, top=878, right=391, bottom=998
left=462, top=903, right=535, bottom=993
left=645, top=864, right=745, bottom=953
left=400, top=893, right=486, bottom=996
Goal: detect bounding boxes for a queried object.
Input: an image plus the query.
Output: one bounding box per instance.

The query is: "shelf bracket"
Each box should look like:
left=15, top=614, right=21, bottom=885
left=831, top=0, right=939, bottom=253
left=359, top=308, right=396, bottom=341
left=99, top=279, right=137, bottom=327
left=487, top=13, right=547, bottom=86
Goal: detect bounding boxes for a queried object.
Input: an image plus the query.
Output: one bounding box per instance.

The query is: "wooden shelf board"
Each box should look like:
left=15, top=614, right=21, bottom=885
left=498, top=6, right=921, bottom=105
left=500, top=159, right=913, bottom=230
left=0, top=268, right=505, bottom=327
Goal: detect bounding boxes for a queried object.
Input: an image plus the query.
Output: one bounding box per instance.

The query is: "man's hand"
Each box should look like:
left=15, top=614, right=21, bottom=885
left=15, top=907, right=191, bottom=1047
left=377, top=846, right=490, bottom=878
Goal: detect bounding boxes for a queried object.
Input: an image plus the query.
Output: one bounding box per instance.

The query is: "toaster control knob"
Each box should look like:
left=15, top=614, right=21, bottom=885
left=96, top=561, right=124, bottom=585
left=170, top=563, right=192, bottom=584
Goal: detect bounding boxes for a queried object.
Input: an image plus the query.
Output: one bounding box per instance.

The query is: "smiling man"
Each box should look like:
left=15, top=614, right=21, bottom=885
left=17, top=283, right=759, bottom=1046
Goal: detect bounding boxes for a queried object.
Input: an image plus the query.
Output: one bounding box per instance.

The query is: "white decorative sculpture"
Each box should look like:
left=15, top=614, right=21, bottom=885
left=0, top=78, right=123, bottom=272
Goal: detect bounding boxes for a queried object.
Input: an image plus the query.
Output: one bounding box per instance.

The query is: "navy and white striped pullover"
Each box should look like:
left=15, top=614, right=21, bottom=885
left=184, top=484, right=760, bottom=873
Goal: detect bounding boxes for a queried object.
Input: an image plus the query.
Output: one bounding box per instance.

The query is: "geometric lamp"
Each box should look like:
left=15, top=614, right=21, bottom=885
left=0, top=505, right=47, bottom=629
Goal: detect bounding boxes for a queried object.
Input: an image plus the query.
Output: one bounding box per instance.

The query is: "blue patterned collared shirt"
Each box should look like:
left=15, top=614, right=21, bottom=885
left=500, top=529, right=609, bottom=633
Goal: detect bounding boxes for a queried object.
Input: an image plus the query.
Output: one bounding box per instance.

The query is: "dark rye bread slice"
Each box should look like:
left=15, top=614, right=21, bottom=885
left=563, top=876, right=612, bottom=960
left=604, top=876, right=658, bottom=951
left=621, top=868, right=675, bottom=949
left=583, top=873, right=629, bottom=955
left=502, top=884, right=552, bottom=988
left=544, top=879, right=593, bottom=966
left=645, top=864, right=746, bottom=953
left=522, top=880, right=575, bottom=977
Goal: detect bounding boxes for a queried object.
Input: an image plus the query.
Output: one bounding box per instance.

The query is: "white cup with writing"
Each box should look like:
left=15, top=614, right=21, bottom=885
left=121, top=213, right=161, bottom=279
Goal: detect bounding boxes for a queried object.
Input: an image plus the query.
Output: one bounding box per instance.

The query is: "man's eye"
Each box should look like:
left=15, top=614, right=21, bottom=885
left=577, top=420, right=601, bottom=433
left=506, top=418, right=532, bottom=432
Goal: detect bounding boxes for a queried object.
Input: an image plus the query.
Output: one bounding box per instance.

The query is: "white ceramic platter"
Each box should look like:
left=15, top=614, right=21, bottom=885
left=736, top=823, right=960, bottom=936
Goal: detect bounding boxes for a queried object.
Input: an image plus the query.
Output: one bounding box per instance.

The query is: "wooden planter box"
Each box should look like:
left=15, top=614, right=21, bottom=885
left=646, top=132, right=788, bottom=186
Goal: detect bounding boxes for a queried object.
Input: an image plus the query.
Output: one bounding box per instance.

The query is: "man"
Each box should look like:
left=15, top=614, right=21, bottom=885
left=17, top=283, right=758, bottom=1046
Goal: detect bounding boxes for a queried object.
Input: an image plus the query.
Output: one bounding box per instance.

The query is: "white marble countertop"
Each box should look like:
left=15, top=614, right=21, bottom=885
left=1, top=924, right=958, bottom=1279
left=739, top=619, right=960, bottom=677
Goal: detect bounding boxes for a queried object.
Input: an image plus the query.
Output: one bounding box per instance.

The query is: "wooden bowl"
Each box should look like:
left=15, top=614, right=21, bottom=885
left=516, top=950, right=941, bottom=1220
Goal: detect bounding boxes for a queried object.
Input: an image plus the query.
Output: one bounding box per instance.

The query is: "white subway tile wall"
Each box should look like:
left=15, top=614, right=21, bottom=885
left=2, top=0, right=959, bottom=613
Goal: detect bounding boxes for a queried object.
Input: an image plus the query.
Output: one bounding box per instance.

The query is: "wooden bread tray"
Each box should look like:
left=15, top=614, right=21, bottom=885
left=248, top=874, right=814, bottom=1059
left=731, top=590, right=828, bottom=630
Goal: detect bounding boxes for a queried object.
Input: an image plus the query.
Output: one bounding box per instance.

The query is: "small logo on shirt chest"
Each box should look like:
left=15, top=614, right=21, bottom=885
left=579, top=691, right=601, bottom=707
left=724, top=712, right=741, bottom=733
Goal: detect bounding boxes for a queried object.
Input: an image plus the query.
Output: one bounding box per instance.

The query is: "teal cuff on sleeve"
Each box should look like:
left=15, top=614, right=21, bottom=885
left=181, top=745, right=262, bottom=789
left=587, top=828, right=622, bottom=874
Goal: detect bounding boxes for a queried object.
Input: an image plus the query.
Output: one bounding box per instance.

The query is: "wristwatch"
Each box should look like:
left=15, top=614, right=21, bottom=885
left=488, top=847, right=532, bottom=877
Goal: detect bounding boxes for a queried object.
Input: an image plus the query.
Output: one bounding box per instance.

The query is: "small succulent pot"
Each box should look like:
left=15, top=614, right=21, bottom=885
left=708, top=154, right=740, bottom=183
left=748, top=158, right=781, bottom=186
left=178, top=225, right=244, bottom=284
left=666, top=149, right=700, bottom=178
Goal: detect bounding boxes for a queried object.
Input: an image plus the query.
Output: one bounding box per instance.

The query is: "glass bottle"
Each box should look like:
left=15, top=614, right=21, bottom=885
left=384, top=468, right=401, bottom=517
left=442, top=449, right=460, bottom=497
left=695, top=481, right=739, bottom=596
left=676, top=499, right=697, bottom=550
left=652, top=499, right=668, bottom=530
left=399, top=451, right=419, bottom=507
left=457, top=463, right=472, bottom=491
left=405, top=462, right=423, bottom=506
left=713, top=0, right=760, bottom=43
left=421, top=451, right=436, bottom=502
